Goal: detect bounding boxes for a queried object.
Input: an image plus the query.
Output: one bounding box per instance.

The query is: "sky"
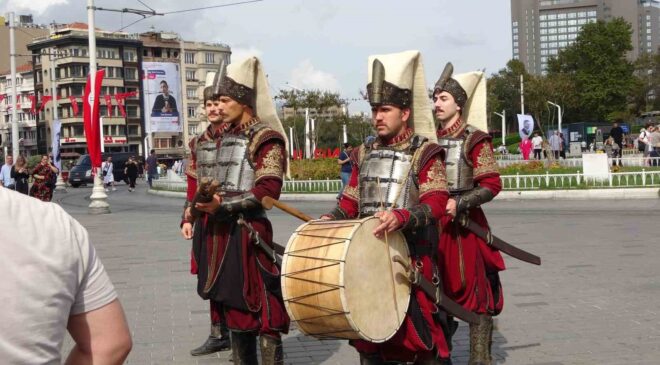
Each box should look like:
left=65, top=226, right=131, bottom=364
left=1, top=0, right=513, bottom=114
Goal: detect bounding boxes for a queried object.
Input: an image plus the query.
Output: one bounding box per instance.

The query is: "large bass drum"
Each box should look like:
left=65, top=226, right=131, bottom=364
left=281, top=217, right=411, bottom=343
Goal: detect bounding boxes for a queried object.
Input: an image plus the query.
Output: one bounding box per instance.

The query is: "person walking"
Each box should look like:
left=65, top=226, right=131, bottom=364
left=102, top=156, right=116, bottom=192
left=520, top=136, right=532, bottom=160
left=531, top=132, right=543, bottom=160
left=549, top=130, right=562, bottom=159
left=609, top=122, right=625, bottom=166
left=0, top=154, right=15, bottom=190
left=29, top=154, right=58, bottom=202
left=145, top=149, right=158, bottom=188
left=11, top=155, right=30, bottom=195
left=124, top=156, right=139, bottom=192
left=337, top=143, right=353, bottom=198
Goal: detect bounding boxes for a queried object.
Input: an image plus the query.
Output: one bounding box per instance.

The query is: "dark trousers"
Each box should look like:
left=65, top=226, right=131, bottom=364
left=534, top=149, right=542, bottom=159
left=128, top=175, right=137, bottom=188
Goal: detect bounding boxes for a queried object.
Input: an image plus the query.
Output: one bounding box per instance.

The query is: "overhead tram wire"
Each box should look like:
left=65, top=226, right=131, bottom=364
left=160, top=0, right=264, bottom=15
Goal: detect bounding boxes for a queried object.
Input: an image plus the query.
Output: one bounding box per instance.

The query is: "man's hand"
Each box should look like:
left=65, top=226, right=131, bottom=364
left=183, top=207, right=193, bottom=222
left=195, top=193, right=222, bottom=214
left=319, top=215, right=333, bottom=221
left=373, top=210, right=402, bottom=238
left=446, top=198, right=457, bottom=218
left=181, top=222, right=193, bottom=240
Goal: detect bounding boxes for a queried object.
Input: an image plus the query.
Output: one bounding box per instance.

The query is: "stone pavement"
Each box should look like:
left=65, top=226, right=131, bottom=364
left=54, top=183, right=660, bottom=364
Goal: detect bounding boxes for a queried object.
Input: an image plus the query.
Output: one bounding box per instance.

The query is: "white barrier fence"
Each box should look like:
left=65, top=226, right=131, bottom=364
left=497, top=156, right=660, bottom=168
left=153, top=169, right=660, bottom=194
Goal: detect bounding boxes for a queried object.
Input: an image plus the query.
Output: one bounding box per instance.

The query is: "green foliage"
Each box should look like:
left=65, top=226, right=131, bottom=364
left=290, top=158, right=340, bottom=180
left=547, top=18, right=635, bottom=122
left=27, top=155, right=41, bottom=169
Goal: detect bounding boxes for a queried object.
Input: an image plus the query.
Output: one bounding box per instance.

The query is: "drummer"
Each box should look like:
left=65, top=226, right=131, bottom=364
left=321, top=50, right=452, bottom=365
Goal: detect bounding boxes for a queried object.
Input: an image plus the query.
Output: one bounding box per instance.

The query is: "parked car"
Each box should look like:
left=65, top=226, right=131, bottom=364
left=69, top=152, right=141, bottom=188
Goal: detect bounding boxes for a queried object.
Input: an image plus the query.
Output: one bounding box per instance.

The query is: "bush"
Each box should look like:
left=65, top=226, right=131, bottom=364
left=27, top=155, right=42, bottom=169
left=290, top=158, right=340, bottom=180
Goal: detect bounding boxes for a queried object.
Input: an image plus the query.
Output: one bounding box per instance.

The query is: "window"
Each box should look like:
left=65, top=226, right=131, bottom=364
left=557, top=20, right=566, bottom=26
left=557, top=13, right=566, bottom=19
left=205, top=53, right=215, bottom=64
left=187, top=87, right=196, bottom=99
left=587, top=11, right=596, bottom=17
left=123, top=50, right=136, bottom=62
left=548, top=21, right=557, bottom=27
left=548, top=14, right=556, bottom=20
left=549, top=35, right=558, bottom=41
left=513, top=28, right=518, bottom=34
left=541, top=49, right=548, bottom=55
left=558, top=34, right=567, bottom=40
left=647, top=28, right=653, bottom=34
left=187, top=105, right=196, bottom=118
left=128, top=125, right=139, bottom=136
left=540, top=36, right=548, bottom=42
left=185, top=52, right=195, bottom=64
left=578, top=18, right=586, bottom=25
left=548, top=28, right=557, bottom=34
left=550, top=49, right=559, bottom=55
left=513, top=35, right=519, bottom=40
left=540, top=28, right=547, bottom=35
left=549, top=42, right=558, bottom=48
left=567, top=12, right=576, bottom=19
left=540, top=21, right=547, bottom=28
left=541, top=43, right=548, bottom=49
left=124, top=68, right=137, bottom=80
left=155, top=138, right=171, bottom=149
left=127, top=105, right=139, bottom=118
left=189, top=124, right=198, bottom=136
left=539, top=15, right=546, bottom=21
left=513, top=21, right=519, bottom=26
left=541, top=56, right=548, bottom=63
left=186, top=70, right=196, bottom=81
left=568, top=26, right=577, bottom=33
left=558, top=41, right=567, bottom=47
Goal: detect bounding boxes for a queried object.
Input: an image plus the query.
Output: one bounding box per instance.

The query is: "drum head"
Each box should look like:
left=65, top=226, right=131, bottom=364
left=341, top=217, right=411, bottom=343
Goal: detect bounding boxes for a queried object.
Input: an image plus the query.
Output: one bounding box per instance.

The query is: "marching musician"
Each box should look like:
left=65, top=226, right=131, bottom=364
left=433, top=65, right=506, bottom=365
left=322, top=50, right=452, bottom=365
left=180, top=72, right=231, bottom=356
left=193, top=57, right=290, bottom=364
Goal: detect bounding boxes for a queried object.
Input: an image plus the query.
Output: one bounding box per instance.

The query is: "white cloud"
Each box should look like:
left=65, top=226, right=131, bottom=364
left=289, top=59, right=340, bottom=92
left=2, top=0, right=69, bottom=16
left=230, top=46, right=263, bottom=62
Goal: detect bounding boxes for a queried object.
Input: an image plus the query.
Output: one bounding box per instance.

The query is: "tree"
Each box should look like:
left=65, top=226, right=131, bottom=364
left=547, top=17, right=635, bottom=121
left=632, top=51, right=660, bottom=113
left=487, top=59, right=528, bottom=133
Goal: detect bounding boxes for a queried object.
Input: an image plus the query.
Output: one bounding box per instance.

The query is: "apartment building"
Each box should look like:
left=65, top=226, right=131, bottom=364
left=0, top=63, right=39, bottom=157
left=27, top=23, right=144, bottom=156
left=511, top=0, right=660, bottom=74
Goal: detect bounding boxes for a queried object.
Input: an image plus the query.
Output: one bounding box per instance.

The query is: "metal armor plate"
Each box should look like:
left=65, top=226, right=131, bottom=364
left=196, top=140, right=219, bottom=180
left=438, top=137, right=473, bottom=193
left=216, top=134, right=255, bottom=193
left=359, top=148, right=419, bottom=216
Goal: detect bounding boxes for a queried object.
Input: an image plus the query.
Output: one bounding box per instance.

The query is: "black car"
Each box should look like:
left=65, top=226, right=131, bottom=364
left=69, top=152, right=140, bottom=188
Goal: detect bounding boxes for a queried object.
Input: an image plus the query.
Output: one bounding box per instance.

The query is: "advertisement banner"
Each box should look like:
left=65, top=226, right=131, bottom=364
left=51, top=118, right=62, bottom=171
left=517, top=114, right=535, bottom=140
left=142, top=62, right=182, bottom=133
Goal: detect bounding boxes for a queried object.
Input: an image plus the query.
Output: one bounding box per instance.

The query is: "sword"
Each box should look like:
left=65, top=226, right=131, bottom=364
left=456, top=213, right=541, bottom=266
left=237, top=217, right=285, bottom=266
left=392, top=255, right=481, bottom=325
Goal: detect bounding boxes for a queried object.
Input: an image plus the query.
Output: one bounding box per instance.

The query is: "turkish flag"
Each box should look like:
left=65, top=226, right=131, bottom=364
left=115, top=94, right=127, bottom=118
left=104, top=94, right=112, bottom=117
left=28, top=94, right=36, bottom=114
left=0, top=94, right=5, bottom=103
left=69, top=96, right=79, bottom=116
left=83, top=69, right=105, bottom=168
left=37, top=95, right=52, bottom=114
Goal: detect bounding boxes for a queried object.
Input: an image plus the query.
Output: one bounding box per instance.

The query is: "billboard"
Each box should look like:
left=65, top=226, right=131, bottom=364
left=142, top=62, right=182, bottom=133
left=517, top=114, right=534, bottom=140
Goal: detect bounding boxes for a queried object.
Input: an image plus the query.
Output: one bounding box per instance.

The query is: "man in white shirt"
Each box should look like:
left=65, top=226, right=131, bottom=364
left=531, top=132, right=543, bottom=160
left=0, top=188, right=132, bottom=364
left=549, top=131, right=562, bottom=159
left=0, top=154, right=15, bottom=189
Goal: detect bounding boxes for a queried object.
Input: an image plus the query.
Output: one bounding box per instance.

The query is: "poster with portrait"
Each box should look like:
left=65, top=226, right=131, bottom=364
left=517, top=114, right=534, bottom=140
left=142, top=62, right=182, bottom=133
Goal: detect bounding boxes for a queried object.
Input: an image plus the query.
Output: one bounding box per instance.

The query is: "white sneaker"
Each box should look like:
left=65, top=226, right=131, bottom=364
left=105, top=188, right=109, bottom=192
left=112, top=187, right=117, bottom=191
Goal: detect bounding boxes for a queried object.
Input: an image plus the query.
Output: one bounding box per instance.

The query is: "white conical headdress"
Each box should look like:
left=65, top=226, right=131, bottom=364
left=453, top=71, right=487, bottom=132
left=366, top=50, right=436, bottom=143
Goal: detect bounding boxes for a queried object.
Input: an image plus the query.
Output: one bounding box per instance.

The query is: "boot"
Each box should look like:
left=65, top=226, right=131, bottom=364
left=359, top=353, right=386, bottom=365
left=416, top=355, right=453, bottom=365
left=230, top=331, right=258, bottom=365
left=190, top=323, right=231, bottom=356
left=259, top=334, right=284, bottom=365
left=468, top=316, right=493, bottom=365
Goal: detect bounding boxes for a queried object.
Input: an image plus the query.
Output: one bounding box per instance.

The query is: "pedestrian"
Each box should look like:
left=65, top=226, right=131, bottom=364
left=604, top=137, right=620, bottom=165
left=581, top=140, right=587, bottom=152
left=0, top=187, right=132, bottom=364
left=124, top=156, right=139, bottom=192
left=531, top=132, right=543, bottom=160
left=549, top=130, right=562, bottom=159
left=192, top=56, right=290, bottom=364
left=11, top=155, right=30, bottom=195
left=520, top=136, right=532, bottom=160
left=434, top=65, right=505, bottom=365
left=609, top=121, right=625, bottom=166
left=337, top=142, right=353, bottom=199
left=145, top=149, right=158, bottom=188
left=322, top=50, right=451, bottom=365
left=29, top=154, right=58, bottom=202
left=559, top=132, right=567, bottom=159
left=102, top=156, right=116, bottom=192
left=648, top=125, right=660, bottom=166
left=180, top=71, right=231, bottom=356
left=0, top=154, right=15, bottom=190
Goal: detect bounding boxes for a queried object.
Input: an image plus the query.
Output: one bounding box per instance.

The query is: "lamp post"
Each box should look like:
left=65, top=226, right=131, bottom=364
left=494, top=110, right=506, bottom=146
left=283, top=83, right=311, bottom=158
left=547, top=101, right=562, bottom=133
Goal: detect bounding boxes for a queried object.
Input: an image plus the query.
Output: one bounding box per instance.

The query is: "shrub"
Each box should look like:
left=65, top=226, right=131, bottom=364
left=290, top=158, right=340, bottom=180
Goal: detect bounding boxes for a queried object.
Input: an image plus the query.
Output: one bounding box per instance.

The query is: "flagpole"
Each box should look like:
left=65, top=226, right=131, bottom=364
left=9, top=12, right=19, bottom=159
left=50, top=44, right=66, bottom=192
left=87, top=0, right=110, bottom=214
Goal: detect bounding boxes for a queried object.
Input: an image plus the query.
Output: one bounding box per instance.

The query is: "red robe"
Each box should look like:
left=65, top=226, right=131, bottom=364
left=437, top=120, right=506, bottom=315
left=331, top=129, right=452, bottom=362
left=193, top=119, right=290, bottom=337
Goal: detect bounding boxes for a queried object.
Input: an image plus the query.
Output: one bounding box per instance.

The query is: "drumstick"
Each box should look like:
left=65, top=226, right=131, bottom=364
left=261, top=196, right=314, bottom=222
left=377, top=177, right=401, bottom=325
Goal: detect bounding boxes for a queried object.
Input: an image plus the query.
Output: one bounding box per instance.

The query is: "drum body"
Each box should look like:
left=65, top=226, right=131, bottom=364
left=281, top=217, right=411, bottom=343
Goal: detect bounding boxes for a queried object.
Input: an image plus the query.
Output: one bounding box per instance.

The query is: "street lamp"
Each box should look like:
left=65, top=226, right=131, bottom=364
left=493, top=110, right=506, bottom=146
left=282, top=83, right=311, bottom=159
left=547, top=101, right=562, bottom=133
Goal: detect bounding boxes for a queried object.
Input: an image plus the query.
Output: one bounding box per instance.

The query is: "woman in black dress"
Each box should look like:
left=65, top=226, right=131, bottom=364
left=124, top=156, right=139, bottom=192
left=11, top=155, right=30, bottom=195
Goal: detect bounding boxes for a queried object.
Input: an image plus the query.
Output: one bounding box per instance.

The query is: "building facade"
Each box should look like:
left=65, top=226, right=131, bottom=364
left=280, top=104, right=347, bottom=121
left=0, top=63, right=39, bottom=157
left=140, top=32, right=231, bottom=159
left=0, top=14, right=49, bottom=76
left=27, top=23, right=144, bottom=156
left=511, top=0, right=660, bottom=74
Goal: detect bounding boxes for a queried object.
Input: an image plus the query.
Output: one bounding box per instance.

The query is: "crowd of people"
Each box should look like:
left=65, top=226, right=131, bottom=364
left=0, top=154, right=60, bottom=201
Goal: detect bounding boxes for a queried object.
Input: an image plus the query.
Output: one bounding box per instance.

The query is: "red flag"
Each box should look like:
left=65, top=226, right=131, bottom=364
left=0, top=94, right=5, bottom=103
left=83, top=69, right=105, bottom=168
left=69, top=96, right=79, bottom=116
left=104, top=94, right=112, bottom=117
left=28, top=94, right=36, bottom=114
left=37, top=95, right=52, bottom=114
left=114, top=94, right=126, bottom=118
